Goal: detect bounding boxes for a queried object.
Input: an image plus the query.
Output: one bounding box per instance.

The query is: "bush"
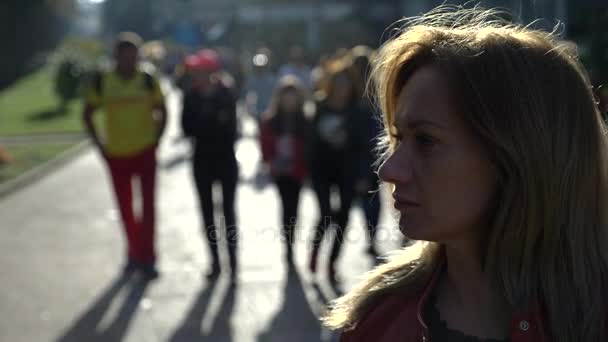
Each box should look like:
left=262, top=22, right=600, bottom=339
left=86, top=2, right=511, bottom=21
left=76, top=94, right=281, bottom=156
left=49, top=37, right=104, bottom=107
left=55, top=59, right=83, bottom=104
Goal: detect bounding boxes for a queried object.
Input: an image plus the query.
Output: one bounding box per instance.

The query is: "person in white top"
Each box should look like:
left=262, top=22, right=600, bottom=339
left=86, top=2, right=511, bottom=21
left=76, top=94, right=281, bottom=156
left=278, top=46, right=313, bottom=91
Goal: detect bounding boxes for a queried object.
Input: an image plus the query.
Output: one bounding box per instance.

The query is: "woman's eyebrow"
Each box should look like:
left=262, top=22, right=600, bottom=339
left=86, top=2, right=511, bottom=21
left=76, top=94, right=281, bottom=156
left=394, top=106, right=447, bottom=130
left=404, top=117, right=446, bottom=130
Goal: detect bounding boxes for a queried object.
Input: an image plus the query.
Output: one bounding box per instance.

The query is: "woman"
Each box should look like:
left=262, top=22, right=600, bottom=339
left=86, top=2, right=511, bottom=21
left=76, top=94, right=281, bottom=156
left=324, top=6, right=608, bottom=342
left=181, top=50, right=239, bottom=279
left=259, top=76, right=309, bottom=266
left=308, top=59, right=366, bottom=280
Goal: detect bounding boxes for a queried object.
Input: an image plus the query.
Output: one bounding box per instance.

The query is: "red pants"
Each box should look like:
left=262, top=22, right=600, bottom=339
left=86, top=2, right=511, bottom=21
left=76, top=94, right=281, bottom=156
left=107, top=147, right=157, bottom=264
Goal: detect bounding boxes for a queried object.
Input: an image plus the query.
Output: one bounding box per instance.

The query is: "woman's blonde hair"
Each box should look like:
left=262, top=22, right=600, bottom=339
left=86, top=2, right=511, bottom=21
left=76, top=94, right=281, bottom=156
left=324, top=5, right=608, bottom=341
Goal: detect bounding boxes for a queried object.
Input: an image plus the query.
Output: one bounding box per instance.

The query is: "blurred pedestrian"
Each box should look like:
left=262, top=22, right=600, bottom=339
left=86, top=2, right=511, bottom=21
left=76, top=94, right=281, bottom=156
left=181, top=49, right=240, bottom=280
left=278, top=46, right=313, bottom=91
left=311, top=54, right=330, bottom=92
left=308, top=59, right=366, bottom=281
left=324, top=6, right=608, bottom=342
left=83, top=32, right=167, bottom=279
left=242, top=48, right=277, bottom=123
left=259, top=76, right=310, bottom=266
left=350, top=45, right=383, bottom=258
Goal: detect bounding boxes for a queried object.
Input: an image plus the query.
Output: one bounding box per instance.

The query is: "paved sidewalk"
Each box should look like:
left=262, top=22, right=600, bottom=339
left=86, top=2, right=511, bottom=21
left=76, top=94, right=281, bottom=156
left=0, top=86, right=403, bottom=342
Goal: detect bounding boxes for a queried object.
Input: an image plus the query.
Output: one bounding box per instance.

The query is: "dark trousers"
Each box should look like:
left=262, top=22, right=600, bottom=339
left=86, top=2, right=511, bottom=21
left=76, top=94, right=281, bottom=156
left=107, top=147, right=157, bottom=264
left=274, top=176, right=302, bottom=246
left=311, top=172, right=355, bottom=265
left=193, top=157, right=238, bottom=269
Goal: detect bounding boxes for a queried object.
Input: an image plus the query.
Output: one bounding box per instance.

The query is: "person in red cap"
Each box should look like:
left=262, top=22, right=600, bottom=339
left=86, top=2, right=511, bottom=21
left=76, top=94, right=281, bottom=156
left=181, top=50, right=240, bottom=280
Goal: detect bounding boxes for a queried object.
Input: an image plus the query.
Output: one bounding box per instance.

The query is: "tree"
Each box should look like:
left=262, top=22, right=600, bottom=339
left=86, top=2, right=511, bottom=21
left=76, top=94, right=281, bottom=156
left=0, top=0, right=68, bottom=88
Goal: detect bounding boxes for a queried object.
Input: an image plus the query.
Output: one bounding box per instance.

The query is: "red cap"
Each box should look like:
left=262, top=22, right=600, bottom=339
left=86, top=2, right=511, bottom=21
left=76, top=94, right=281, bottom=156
left=184, top=55, right=202, bottom=70
left=185, top=49, right=221, bottom=72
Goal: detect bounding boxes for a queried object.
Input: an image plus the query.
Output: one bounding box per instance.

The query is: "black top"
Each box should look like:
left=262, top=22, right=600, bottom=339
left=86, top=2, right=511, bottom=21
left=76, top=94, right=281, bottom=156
left=181, top=85, right=237, bottom=164
left=308, top=99, right=367, bottom=180
left=424, top=293, right=509, bottom=342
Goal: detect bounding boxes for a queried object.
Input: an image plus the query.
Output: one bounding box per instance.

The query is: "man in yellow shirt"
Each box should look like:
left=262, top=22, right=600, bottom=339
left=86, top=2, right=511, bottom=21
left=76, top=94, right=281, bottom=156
left=83, top=32, right=166, bottom=279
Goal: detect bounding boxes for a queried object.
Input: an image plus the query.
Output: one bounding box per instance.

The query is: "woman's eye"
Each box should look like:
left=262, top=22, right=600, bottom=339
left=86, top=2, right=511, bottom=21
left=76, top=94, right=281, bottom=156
left=416, top=134, right=437, bottom=148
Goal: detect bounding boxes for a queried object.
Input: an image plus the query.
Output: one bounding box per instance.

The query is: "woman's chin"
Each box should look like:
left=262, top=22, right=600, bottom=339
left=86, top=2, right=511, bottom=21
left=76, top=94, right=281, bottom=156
left=398, top=216, right=433, bottom=242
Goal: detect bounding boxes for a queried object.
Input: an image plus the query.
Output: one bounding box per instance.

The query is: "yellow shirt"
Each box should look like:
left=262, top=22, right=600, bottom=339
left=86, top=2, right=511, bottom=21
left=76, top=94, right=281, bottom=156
left=86, top=70, right=164, bottom=157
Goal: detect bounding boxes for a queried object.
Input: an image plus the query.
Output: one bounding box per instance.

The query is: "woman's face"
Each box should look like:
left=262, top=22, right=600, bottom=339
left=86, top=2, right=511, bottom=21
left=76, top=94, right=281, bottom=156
left=192, top=69, right=212, bottom=89
left=378, top=65, right=498, bottom=244
left=279, top=89, right=300, bottom=113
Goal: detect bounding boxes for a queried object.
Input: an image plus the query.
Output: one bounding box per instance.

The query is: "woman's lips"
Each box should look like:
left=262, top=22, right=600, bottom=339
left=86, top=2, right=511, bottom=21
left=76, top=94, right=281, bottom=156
left=392, top=195, right=420, bottom=210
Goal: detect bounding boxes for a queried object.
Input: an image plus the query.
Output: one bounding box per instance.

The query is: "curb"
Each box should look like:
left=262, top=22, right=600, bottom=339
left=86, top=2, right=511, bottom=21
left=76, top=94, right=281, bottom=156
left=0, top=133, right=87, bottom=146
left=0, top=140, right=91, bottom=200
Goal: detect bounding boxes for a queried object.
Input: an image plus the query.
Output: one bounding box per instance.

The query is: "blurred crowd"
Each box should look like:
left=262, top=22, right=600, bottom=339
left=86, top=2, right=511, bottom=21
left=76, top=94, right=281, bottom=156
left=174, top=43, right=386, bottom=282
left=83, top=31, right=399, bottom=284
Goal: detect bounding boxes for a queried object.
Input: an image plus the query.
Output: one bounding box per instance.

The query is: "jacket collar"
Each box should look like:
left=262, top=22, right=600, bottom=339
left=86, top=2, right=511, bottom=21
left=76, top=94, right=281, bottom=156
left=413, top=247, right=549, bottom=340
left=415, top=248, right=445, bottom=336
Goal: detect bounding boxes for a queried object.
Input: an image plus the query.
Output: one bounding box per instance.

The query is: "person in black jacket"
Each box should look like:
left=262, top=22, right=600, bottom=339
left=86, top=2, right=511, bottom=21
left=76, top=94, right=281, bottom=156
left=181, top=50, right=239, bottom=280
left=351, top=46, right=383, bottom=258
left=308, top=58, right=366, bottom=281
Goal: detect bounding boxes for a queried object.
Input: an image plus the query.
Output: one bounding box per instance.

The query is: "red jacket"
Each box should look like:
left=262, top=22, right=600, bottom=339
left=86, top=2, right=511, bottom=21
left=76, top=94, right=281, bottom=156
left=340, top=259, right=549, bottom=342
left=259, top=120, right=308, bottom=182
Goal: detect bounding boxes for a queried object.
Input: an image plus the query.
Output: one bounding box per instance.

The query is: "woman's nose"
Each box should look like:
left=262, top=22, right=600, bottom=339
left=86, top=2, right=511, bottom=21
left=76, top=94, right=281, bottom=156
left=378, top=147, right=413, bottom=185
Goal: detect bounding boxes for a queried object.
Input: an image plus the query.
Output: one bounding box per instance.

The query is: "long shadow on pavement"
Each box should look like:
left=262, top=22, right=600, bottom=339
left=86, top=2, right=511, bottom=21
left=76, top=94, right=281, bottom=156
left=169, top=278, right=237, bottom=342
left=55, top=274, right=150, bottom=342
left=257, top=266, right=329, bottom=342
left=161, top=136, right=191, bottom=171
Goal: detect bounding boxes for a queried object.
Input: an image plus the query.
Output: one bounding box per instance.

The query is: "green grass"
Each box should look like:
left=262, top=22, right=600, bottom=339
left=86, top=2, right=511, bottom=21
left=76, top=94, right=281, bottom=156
left=0, top=143, right=76, bottom=182
left=0, top=67, right=84, bottom=136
